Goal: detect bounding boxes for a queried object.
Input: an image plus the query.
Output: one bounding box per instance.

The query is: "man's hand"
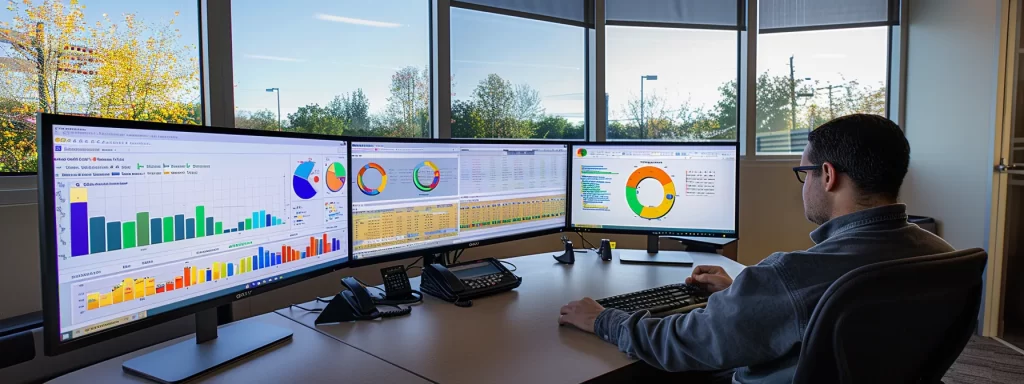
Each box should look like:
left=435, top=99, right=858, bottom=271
left=685, top=265, right=733, bottom=293
left=558, top=297, right=605, bottom=333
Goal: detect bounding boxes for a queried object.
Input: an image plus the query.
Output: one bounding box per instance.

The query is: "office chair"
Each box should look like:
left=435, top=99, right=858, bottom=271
left=792, top=248, right=987, bottom=384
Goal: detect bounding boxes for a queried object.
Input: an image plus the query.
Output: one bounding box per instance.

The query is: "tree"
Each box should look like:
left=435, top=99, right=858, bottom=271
left=755, top=72, right=793, bottom=134
left=0, top=0, right=199, bottom=172
left=327, top=90, right=364, bottom=129
left=623, top=91, right=672, bottom=139
left=712, top=80, right=738, bottom=139
left=471, top=74, right=534, bottom=138
left=1, top=0, right=87, bottom=114
left=382, top=66, right=429, bottom=137
left=235, top=109, right=280, bottom=131
left=288, top=103, right=345, bottom=135
left=512, top=83, right=543, bottom=122
left=87, top=12, right=199, bottom=123
left=533, top=115, right=573, bottom=139
left=451, top=99, right=484, bottom=138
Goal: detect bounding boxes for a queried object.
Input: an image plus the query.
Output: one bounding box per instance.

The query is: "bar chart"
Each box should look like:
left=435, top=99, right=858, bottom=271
left=67, top=176, right=290, bottom=258
left=79, top=231, right=345, bottom=315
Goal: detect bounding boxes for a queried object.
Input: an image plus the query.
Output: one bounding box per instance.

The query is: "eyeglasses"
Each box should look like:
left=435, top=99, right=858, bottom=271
left=793, top=165, right=821, bottom=184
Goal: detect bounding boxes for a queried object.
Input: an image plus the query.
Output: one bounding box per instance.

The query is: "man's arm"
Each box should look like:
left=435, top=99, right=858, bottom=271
left=592, top=263, right=801, bottom=372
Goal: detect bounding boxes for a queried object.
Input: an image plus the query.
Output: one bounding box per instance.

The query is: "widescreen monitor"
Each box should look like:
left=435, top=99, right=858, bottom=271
left=350, top=140, right=569, bottom=263
left=38, top=114, right=350, bottom=355
left=569, top=143, right=739, bottom=238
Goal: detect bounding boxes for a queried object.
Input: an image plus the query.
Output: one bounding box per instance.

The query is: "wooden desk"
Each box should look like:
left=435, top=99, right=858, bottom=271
left=49, top=313, right=432, bottom=384
left=278, top=250, right=746, bottom=384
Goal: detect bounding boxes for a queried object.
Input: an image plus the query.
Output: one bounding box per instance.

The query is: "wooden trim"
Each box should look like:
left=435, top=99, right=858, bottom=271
left=985, top=0, right=1018, bottom=337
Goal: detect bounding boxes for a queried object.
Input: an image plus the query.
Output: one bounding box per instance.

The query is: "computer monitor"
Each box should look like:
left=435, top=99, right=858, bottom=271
left=569, top=142, right=738, bottom=243
left=37, top=114, right=350, bottom=381
left=350, top=140, right=568, bottom=264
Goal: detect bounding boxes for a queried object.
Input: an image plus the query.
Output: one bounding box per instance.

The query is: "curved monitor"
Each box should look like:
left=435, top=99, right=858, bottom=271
left=350, top=139, right=569, bottom=264
left=569, top=142, right=739, bottom=238
left=38, top=114, right=350, bottom=355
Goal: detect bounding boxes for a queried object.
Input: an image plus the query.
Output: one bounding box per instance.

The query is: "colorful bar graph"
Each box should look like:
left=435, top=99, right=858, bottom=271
left=84, top=232, right=343, bottom=311
left=65, top=188, right=287, bottom=257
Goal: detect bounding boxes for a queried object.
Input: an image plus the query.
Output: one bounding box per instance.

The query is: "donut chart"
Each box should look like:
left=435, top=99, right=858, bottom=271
left=413, top=161, right=441, bottom=192
left=326, top=162, right=347, bottom=193
left=292, top=161, right=317, bottom=200
left=357, top=163, right=387, bottom=196
left=625, top=166, right=675, bottom=219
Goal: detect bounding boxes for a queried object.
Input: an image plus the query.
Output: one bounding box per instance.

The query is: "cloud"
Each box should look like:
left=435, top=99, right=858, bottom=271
left=315, top=13, right=402, bottom=28
left=244, top=54, right=304, bottom=63
left=812, top=53, right=847, bottom=59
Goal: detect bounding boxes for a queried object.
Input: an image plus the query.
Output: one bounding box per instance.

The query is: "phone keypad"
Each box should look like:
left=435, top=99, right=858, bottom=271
left=461, top=273, right=504, bottom=290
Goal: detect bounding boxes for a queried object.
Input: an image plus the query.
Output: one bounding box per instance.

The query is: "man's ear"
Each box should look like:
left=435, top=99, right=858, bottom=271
left=821, top=162, right=839, bottom=192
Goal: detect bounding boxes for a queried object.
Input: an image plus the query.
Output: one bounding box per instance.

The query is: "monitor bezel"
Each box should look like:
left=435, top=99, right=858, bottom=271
left=346, top=137, right=571, bottom=268
left=567, top=141, right=740, bottom=239
left=37, top=113, right=354, bottom=356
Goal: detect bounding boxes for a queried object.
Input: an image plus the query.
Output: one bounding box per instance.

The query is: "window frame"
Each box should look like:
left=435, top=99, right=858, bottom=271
left=0, top=0, right=907, bottom=195
left=447, top=0, right=592, bottom=141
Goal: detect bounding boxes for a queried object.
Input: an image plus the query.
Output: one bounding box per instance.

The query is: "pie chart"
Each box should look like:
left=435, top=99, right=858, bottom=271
left=326, top=162, right=347, bottom=193
left=625, top=166, right=675, bottom=220
left=293, top=161, right=317, bottom=200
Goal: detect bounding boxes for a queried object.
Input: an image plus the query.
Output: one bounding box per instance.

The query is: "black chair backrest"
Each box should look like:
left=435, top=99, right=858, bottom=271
left=793, top=248, right=987, bottom=384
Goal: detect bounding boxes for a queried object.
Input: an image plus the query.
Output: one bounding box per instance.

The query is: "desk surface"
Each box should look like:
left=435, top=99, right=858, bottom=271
left=49, top=313, right=432, bottom=384
left=278, top=249, right=746, bottom=384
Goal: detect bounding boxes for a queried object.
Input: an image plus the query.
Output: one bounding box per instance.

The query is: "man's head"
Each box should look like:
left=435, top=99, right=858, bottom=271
left=799, top=114, right=910, bottom=225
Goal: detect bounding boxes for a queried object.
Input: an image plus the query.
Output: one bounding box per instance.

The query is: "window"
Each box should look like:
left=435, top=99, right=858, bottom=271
left=605, top=27, right=738, bottom=141
left=0, top=0, right=201, bottom=173
left=754, top=0, right=897, bottom=155
left=755, top=27, right=889, bottom=155
left=450, top=7, right=586, bottom=140
left=231, top=0, right=431, bottom=138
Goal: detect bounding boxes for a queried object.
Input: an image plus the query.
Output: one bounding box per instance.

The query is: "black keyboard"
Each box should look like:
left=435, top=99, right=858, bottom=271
left=596, top=284, right=711, bottom=316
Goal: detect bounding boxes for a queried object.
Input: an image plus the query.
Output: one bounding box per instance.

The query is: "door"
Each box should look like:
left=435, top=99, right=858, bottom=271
left=991, top=0, right=1024, bottom=349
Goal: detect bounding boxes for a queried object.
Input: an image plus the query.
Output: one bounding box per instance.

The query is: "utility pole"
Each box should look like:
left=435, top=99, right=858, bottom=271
left=789, top=55, right=796, bottom=131
left=788, top=56, right=813, bottom=131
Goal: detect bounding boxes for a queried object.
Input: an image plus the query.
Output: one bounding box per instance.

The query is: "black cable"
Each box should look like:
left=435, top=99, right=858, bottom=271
left=499, top=260, right=517, bottom=272
left=405, top=256, right=423, bottom=271
left=576, top=231, right=597, bottom=250
left=290, top=303, right=323, bottom=312
left=452, top=249, right=464, bottom=264
left=315, top=296, right=333, bottom=303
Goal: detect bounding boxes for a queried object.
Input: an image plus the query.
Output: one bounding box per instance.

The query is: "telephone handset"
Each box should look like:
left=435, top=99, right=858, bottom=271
left=314, top=277, right=411, bottom=324
left=420, top=258, right=521, bottom=307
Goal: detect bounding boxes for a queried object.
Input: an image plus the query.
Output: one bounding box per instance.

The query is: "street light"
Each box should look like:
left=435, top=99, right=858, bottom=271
left=266, top=88, right=280, bottom=130
left=640, top=75, right=658, bottom=139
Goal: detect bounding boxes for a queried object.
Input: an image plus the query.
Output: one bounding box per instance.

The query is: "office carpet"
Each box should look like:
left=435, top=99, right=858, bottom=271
left=943, top=336, right=1024, bottom=384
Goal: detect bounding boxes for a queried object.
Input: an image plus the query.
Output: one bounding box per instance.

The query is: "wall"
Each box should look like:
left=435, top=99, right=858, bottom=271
left=901, top=0, right=1000, bottom=251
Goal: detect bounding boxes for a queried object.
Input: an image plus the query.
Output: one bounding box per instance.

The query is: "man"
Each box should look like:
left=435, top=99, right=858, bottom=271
left=558, top=114, right=954, bottom=383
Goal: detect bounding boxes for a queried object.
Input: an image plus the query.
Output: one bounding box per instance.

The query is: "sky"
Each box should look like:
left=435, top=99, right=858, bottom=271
left=2, top=1, right=889, bottom=127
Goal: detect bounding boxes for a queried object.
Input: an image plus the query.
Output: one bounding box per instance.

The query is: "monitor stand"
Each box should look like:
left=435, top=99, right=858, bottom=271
left=618, top=235, right=736, bottom=266
left=122, top=308, right=293, bottom=383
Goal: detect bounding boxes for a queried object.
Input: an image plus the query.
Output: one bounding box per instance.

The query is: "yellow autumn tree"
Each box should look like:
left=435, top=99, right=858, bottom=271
left=86, top=11, right=199, bottom=124
left=0, top=0, right=199, bottom=172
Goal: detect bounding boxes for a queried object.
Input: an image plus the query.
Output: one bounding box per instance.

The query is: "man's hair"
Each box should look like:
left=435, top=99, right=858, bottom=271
left=806, top=114, right=910, bottom=201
